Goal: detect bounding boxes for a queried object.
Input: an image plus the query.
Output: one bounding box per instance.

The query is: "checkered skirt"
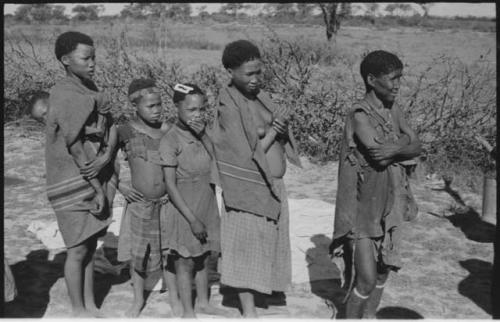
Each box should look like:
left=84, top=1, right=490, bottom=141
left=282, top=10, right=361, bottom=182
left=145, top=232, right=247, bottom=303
left=220, top=179, right=291, bottom=294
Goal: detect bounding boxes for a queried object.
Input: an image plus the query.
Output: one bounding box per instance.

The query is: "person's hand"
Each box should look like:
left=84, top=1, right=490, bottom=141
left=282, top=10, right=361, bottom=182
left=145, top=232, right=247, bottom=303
left=80, top=154, right=110, bottom=179
left=275, top=105, right=291, bottom=125
left=367, top=144, right=400, bottom=161
left=272, top=118, right=288, bottom=137
left=119, top=184, right=145, bottom=203
left=90, top=190, right=106, bottom=216
left=367, top=137, right=400, bottom=161
left=187, top=116, right=206, bottom=136
left=190, top=219, right=207, bottom=243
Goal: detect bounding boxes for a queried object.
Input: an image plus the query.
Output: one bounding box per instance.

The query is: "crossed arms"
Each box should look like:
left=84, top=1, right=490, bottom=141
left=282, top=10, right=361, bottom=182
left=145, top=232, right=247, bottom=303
left=353, top=106, right=422, bottom=167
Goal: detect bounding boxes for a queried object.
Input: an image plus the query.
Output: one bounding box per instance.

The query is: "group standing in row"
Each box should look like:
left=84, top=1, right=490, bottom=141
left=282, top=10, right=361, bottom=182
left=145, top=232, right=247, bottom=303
left=40, top=30, right=421, bottom=318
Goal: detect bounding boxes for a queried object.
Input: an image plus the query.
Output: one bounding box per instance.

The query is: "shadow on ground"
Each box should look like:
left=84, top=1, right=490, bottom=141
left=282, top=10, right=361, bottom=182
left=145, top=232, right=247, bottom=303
left=94, top=247, right=131, bottom=307
left=445, top=208, right=495, bottom=243
left=377, top=306, right=424, bottom=319
left=430, top=184, right=495, bottom=243
left=4, top=249, right=65, bottom=317
left=458, top=259, right=492, bottom=316
left=307, top=234, right=346, bottom=318
left=4, top=248, right=131, bottom=317
left=5, top=176, right=27, bottom=187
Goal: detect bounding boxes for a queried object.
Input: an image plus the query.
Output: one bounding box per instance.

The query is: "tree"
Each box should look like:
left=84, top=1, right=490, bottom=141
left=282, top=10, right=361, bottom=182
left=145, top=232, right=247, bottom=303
left=316, top=3, right=352, bottom=41
left=164, top=3, right=191, bottom=20
left=418, top=3, right=434, bottom=18
left=14, top=4, right=68, bottom=23
left=364, top=3, right=380, bottom=17
left=197, top=5, right=210, bottom=20
left=385, top=3, right=415, bottom=16
left=51, top=5, right=68, bottom=21
left=385, top=4, right=397, bottom=16
left=120, top=3, right=150, bottom=19
left=296, top=3, right=315, bottom=19
left=273, top=3, right=296, bottom=18
left=72, top=5, right=103, bottom=21
left=219, top=3, right=249, bottom=17
left=318, top=3, right=339, bottom=41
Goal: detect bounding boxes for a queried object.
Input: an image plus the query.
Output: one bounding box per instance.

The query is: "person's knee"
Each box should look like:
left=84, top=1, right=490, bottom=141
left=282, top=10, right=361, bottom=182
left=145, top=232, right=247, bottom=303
left=177, top=257, right=195, bottom=272
left=67, top=245, right=88, bottom=261
left=356, top=272, right=377, bottom=295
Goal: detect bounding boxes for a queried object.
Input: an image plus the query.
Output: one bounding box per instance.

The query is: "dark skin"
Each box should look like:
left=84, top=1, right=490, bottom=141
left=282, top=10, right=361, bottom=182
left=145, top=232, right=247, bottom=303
left=220, top=58, right=290, bottom=317
left=164, top=94, right=229, bottom=318
left=62, top=44, right=106, bottom=215
left=164, top=94, right=208, bottom=242
left=353, top=70, right=422, bottom=167
left=79, top=123, right=118, bottom=182
left=59, top=42, right=106, bottom=317
left=121, top=92, right=181, bottom=318
left=347, top=68, right=422, bottom=319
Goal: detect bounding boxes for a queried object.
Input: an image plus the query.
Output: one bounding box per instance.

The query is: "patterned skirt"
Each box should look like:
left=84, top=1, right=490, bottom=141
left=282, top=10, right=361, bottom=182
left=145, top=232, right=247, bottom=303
left=219, top=178, right=291, bottom=294
left=161, top=174, right=220, bottom=258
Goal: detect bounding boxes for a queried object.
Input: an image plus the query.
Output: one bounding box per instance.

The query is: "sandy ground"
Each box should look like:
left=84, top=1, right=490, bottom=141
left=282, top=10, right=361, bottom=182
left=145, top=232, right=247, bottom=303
left=3, top=124, right=494, bottom=318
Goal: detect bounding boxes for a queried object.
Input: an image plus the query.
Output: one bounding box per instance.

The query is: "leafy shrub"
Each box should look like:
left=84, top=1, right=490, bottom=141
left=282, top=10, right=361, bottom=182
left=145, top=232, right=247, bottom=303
left=3, top=24, right=496, bottom=192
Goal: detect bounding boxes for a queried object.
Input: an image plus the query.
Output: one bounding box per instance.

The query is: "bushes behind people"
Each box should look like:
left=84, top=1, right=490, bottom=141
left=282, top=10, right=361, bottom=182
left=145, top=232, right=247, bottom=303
left=4, top=22, right=496, bottom=192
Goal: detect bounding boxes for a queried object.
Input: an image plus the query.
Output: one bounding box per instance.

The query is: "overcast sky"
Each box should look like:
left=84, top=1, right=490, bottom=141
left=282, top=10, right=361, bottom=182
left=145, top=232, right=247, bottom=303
left=3, top=2, right=496, bottom=18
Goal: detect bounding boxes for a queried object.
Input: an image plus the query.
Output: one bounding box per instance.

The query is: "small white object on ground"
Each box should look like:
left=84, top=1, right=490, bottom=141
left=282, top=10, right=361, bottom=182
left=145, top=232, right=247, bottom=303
left=27, top=200, right=338, bottom=287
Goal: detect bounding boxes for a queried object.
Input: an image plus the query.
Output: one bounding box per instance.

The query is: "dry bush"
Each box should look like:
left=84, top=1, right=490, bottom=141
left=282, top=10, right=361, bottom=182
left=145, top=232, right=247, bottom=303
left=401, top=53, right=496, bottom=187
left=3, top=25, right=496, bottom=190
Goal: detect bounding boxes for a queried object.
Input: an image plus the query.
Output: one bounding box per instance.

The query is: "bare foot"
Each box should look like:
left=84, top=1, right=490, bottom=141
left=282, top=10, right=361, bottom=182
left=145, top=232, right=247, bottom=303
left=168, top=296, right=183, bottom=317
left=86, top=307, right=106, bottom=318
left=182, top=311, right=197, bottom=318
left=242, top=311, right=258, bottom=318
left=195, top=304, right=229, bottom=316
left=125, top=301, right=144, bottom=318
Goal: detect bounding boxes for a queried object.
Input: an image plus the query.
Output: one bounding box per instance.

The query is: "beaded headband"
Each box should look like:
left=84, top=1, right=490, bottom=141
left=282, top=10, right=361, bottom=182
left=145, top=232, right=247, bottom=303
left=128, top=87, right=161, bottom=101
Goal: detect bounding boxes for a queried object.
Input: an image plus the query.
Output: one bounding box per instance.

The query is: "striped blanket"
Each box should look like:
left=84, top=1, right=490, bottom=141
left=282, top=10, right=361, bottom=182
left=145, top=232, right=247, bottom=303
left=208, top=84, right=301, bottom=220
left=45, top=76, right=115, bottom=248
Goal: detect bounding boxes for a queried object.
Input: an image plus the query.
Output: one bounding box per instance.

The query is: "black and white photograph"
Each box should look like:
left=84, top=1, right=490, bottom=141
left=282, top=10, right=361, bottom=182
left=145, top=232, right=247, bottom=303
left=3, top=2, right=497, bottom=319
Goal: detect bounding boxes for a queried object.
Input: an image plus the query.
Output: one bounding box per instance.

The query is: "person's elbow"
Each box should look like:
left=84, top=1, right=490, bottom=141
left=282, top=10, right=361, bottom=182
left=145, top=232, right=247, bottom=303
left=68, top=141, right=84, bottom=157
left=378, top=157, right=393, bottom=168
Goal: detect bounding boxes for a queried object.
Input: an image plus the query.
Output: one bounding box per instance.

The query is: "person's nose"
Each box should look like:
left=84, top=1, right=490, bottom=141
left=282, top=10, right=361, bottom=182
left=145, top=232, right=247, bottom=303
left=153, top=105, right=162, bottom=114
left=251, top=74, right=261, bottom=85
left=393, top=78, right=401, bottom=90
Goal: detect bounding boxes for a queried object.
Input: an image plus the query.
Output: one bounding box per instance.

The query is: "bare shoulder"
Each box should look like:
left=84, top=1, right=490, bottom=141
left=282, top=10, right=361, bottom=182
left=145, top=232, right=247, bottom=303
left=352, top=108, right=370, bottom=124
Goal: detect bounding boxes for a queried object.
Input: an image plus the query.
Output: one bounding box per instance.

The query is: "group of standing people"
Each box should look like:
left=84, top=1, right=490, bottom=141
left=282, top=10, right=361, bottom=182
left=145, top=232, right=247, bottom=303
left=39, top=29, right=422, bottom=318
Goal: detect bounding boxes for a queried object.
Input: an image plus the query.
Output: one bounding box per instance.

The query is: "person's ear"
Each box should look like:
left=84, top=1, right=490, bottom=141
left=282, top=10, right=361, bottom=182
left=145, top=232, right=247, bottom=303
left=366, top=73, right=377, bottom=88
left=226, top=68, right=234, bottom=78
left=60, top=54, right=71, bottom=67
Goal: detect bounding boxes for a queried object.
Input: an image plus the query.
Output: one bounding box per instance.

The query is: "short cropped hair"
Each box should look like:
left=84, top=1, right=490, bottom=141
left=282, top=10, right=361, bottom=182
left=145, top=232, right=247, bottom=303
left=55, top=31, right=94, bottom=61
left=222, top=40, right=261, bottom=69
left=128, top=78, right=160, bottom=103
left=360, top=50, right=403, bottom=90
left=173, top=83, right=205, bottom=104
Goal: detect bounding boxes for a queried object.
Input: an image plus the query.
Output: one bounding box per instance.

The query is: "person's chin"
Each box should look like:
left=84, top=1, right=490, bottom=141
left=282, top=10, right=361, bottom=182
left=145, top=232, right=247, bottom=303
left=385, top=94, right=398, bottom=102
left=248, top=87, right=260, bottom=95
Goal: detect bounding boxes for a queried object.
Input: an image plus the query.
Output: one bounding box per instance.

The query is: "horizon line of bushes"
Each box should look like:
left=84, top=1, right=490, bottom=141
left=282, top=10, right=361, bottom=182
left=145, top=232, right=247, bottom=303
left=4, top=12, right=496, bottom=33
left=4, top=26, right=496, bottom=193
